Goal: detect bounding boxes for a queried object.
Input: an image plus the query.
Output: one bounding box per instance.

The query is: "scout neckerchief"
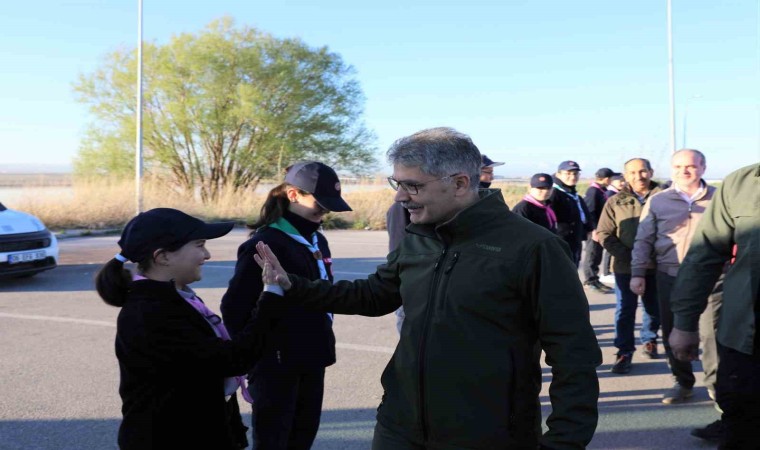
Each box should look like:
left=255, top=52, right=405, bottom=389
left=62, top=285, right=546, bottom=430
left=522, top=194, right=557, bottom=230
left=553, top=182, right=587, bottom=224
left=132, top=274, right=253, bottom=403
left=269, top=217, right=333, bottom=321
left=590, top=182, right=610, bottom=199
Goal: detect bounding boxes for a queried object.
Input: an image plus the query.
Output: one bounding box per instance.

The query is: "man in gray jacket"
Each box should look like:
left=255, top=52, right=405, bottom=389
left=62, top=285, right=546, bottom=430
left=630, top=149, right=718, bottom=404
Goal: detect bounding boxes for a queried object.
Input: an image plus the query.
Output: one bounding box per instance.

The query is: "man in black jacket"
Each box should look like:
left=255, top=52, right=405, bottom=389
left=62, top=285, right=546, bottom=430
left=582, top=168, right=615, bottom=293
left=550, top=160, right=593, bottom=267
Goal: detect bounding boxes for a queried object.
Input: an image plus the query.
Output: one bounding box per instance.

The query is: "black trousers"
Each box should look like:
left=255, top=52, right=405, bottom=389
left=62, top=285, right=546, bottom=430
left=581, top=237, right=604, bottom=284
left=656, top=272, right=696, bottom=388
left=563, top=236, right=583, bottom=268
left=249, top=368, right=325, bottom=450
left=717, top=341, right=760, bottom=450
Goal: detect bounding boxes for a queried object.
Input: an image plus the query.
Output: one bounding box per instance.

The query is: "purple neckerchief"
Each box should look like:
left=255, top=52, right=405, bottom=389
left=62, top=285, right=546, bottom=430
left=590, top=182, right=610, bottom=199
left=522, top=194, right=557, bottom=229
left=132, top=274, right=253, bottom=404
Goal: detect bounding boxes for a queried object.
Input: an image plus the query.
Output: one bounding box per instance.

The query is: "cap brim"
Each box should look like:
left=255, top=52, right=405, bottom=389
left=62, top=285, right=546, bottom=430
left=314, top=196, right=352, bottom=212
left=189, top=222, right=235, bottom=240
left=486, top=161, right=505, bottom=167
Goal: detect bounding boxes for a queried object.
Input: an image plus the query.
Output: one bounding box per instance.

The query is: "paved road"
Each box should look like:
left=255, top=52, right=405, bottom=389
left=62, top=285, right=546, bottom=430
left=0, top=229, right=719, bottom=449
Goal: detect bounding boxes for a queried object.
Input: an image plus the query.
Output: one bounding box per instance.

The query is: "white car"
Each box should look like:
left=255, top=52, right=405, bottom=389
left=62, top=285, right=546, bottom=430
left=0, top=202, right=58, bottom=278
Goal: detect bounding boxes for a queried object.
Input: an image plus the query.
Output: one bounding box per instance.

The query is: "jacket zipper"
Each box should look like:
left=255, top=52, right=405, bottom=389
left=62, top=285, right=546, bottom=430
left=419, top=247, right=447, bottom=444
left=444, top=251, right=460, bottom=274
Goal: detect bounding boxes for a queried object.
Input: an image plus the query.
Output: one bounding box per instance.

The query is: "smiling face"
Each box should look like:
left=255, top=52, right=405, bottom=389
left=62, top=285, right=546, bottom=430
left=671, top=150, right=706, bottom=191
left=555, top=170, right=580, bottom=186
left=624, top=159, right=654, bottom=196
left=160, top=239, right=211, bottom=288
left=530, top=186, right=553, bottom=202
left=287, top=187, right=330, bottom=223
left=392, top=164, right=464, bottom=225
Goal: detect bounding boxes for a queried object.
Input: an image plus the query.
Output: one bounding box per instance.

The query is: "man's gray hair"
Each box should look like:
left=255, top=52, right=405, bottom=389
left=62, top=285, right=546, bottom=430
left=673, top=148, right=706, bottom=166
left=624, top=157, right=653, bottom=171
left=386, top=127, right=482, bottom=191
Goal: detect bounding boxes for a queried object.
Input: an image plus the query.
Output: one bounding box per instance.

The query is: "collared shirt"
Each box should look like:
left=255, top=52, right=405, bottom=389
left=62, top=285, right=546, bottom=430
left=674, top=180, right=705, bottom=205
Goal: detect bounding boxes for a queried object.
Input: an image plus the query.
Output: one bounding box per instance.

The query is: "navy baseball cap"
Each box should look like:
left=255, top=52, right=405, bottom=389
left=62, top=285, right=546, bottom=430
left=595, top=167, right=615, bottom=178
left=610, top=173, right=624, bottom=182
left=118, top=208, right=234, bottom=263
left=481, top=154, right=505, bottom=168
left=558, top=160, right=581, bottom=171
left=530, top=173, right=554, bottom=189
left=284, top=161, right=352, bottom=212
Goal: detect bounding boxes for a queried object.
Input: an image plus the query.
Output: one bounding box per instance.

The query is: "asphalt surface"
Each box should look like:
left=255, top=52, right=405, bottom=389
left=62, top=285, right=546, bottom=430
left=0, top=229, right=720, bottom=449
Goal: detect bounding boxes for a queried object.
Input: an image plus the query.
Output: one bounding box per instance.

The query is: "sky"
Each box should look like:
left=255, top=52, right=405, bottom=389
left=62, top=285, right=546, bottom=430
left=1, top=0, right=759, bottom=178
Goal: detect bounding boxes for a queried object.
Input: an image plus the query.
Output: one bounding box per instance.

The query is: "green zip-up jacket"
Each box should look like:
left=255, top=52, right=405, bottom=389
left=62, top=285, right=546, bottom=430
left=286, top=190, right=601, bottom=449
left=672, top=163, right=760, bottom=354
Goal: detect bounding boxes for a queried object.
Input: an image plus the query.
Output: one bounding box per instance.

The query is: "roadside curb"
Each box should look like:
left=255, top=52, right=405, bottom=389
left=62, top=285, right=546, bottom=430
left=54, top=228, right=121, bottom=240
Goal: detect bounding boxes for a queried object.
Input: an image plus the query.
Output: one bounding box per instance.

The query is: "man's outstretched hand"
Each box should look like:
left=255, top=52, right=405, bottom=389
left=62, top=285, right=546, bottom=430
left=254, top=241, right=292, bottom=291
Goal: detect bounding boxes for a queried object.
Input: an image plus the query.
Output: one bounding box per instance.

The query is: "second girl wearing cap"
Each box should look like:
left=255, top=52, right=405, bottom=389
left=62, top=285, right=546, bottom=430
left=221, top=161, right=352, bottom=450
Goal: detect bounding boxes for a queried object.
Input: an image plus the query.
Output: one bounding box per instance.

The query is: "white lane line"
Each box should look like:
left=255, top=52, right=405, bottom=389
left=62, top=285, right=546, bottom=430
left=0, top=312, right=115, bottom=327
left=201, top=265, right=372, bottom=277
left=336, top=343, right=395, bottom=354
left=0, top=313, right=396, bottom=354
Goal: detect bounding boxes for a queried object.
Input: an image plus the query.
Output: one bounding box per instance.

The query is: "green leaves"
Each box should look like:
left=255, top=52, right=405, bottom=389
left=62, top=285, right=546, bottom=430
left=73, top=17, right=376, bottom=201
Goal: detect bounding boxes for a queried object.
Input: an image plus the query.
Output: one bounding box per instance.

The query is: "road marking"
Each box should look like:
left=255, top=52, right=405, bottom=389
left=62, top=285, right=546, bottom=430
left=0, top=312, right=396, bottom=354
left=201, top=265, right=372, bottom=277
left=0, top=312, right=115, bottom=327
left=336, top=343, right=395, bottom=354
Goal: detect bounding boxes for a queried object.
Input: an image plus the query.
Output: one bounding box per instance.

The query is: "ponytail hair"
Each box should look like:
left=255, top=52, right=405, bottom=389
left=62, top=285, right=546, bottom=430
left=95, top=259, right=133, bottom=307
left=248, top=183, right=308, bottom=234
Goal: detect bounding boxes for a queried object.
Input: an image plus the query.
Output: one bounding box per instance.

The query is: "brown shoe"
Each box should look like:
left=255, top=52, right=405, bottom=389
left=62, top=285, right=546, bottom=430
left=642, top=341, right=659, bottom=359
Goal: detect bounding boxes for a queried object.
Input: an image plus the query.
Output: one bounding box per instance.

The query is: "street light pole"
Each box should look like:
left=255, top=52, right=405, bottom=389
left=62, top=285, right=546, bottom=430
left=682, top=95, right=702, bottom=148
left=667, top=0, right=677, bottom=153
left=135, top=0, right=144, bottom=214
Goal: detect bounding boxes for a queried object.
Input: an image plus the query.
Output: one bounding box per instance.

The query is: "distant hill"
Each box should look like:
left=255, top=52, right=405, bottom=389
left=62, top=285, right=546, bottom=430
left=0, top=163, right=72, bottom=174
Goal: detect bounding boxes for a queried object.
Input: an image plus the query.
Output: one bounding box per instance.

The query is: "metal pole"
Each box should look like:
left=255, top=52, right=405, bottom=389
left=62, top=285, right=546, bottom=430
left=668, top=0, right=677, bottom=153
left=682, top=104, right=688, bottom=148
left=135, top=0, right=144, bottom=214
left=682, top=94, right=701, bottom=148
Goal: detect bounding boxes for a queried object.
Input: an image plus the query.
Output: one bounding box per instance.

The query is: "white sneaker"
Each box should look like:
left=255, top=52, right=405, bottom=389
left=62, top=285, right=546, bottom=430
left=599, top=274, right=616, bottom=285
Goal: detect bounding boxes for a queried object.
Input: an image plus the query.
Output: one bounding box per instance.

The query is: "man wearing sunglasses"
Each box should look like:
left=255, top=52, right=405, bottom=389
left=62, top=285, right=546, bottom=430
left=258, top=127, right=601, bottom=450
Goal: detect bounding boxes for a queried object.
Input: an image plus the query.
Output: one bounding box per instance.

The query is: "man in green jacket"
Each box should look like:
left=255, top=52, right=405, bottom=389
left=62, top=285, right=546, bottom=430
left=669, top=162, right=760, bottom=449
left=256, top=127, right=601, bottom=449
left=596, top=158, right=662, bottom=374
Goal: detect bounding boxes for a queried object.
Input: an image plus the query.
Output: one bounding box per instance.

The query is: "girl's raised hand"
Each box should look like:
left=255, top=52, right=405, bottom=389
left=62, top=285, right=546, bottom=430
left=254, top=242, right=292, bottom=290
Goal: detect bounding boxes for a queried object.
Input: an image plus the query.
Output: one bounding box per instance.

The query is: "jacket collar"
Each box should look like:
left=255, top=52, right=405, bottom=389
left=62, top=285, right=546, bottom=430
left=128, top=278, right=183, bottom=302
left=406, top=189, right=508, bottom=245
left=666, top=179, right=713, bottom=201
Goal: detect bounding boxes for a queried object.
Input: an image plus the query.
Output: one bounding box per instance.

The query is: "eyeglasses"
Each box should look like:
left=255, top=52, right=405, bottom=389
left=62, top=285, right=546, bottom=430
left=387, top=173, right=460, bottom=195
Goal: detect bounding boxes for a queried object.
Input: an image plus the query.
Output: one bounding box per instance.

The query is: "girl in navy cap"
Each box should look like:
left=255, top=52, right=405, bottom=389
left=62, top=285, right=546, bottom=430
left=95, top=208, right=284, bottom=450
left=512, top=173, right=558, bottom=233
left=221, top=161, right=352, bottom=450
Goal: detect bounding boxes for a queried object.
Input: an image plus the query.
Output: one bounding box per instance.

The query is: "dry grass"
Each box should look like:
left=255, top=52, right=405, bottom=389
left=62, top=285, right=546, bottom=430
left=12, top=179, right=545, bottom=231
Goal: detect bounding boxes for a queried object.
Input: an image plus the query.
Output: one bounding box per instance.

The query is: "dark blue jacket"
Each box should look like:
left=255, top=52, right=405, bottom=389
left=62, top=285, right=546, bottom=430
left=221, top=225, right=336, bottom=373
